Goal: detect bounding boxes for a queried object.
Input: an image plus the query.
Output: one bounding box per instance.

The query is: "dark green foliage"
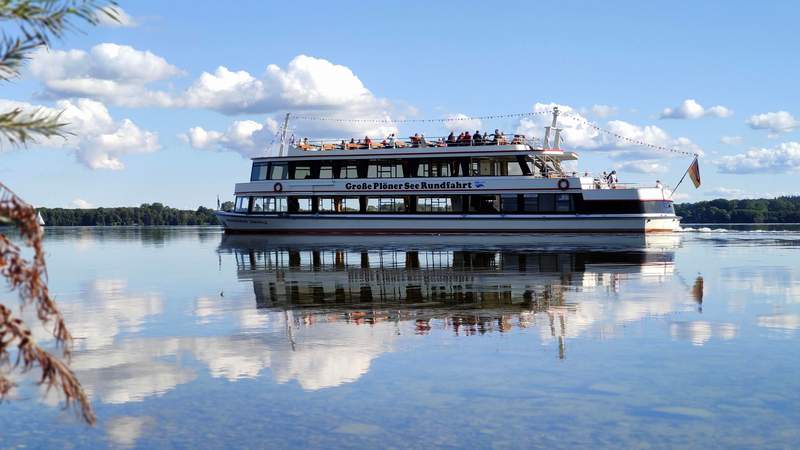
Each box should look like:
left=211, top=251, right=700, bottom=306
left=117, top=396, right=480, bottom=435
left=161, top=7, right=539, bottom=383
left=676, top=196, right=800, bottom=223
left=37, top=203, right=220, bottom=226
left=220, top=200, right=234, bottom=212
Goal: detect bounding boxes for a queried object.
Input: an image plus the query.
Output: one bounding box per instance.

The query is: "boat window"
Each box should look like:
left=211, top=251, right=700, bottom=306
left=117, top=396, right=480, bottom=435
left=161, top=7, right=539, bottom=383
left=366, top=197, right=406, bottom=212
left=501, top=195, right=518, bottom=212
left=368, top=162, right=403, bottom=178
left=319, top=165, right=334, bottom=179
left=417, top=197, right=454, bottom=212
left=507, top=159, right=524, bottom=176
left=270, top=163, right=287, bottom=180
left=416, top=162, right=430, bottom=177
left=234, top=196, right=250, bottom=212
left=340, top=197, right=360, bottom=212
left=556, top=194, right=573, bottom=212
left=318, top=197, right=336, bottom=212
left=252, top=197, right=265, bottom=212
left=470, top=195, right=499, bottom=213
left=251, top=163, right=269, bottom=181
left=294, top=197, right=313, bottom=213
left=252, top=197, right=287, bottom=213
left=416, top=160, right=453, bottom=177
left=523, top=194, right=539, bottom=212
left=538, top=194, right=556, bottom=212
left=339, top=164, right=359, bottom=179
left=292, top=165, right=312, bottom=180
left=317, top=197, right=359, bottom=213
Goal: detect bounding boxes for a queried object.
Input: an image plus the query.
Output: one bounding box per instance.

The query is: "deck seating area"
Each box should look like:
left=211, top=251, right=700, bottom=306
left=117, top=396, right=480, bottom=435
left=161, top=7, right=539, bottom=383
left=293, top=133, right=532, bottom=152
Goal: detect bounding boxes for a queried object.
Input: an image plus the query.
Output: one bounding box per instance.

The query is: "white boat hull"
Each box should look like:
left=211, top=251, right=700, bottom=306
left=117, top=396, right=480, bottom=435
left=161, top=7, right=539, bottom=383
left=215, top=212, right=679, bottom=233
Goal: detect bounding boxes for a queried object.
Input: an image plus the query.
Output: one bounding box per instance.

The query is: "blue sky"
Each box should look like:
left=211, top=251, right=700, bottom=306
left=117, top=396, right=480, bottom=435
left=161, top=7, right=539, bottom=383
left=2, top=0, right=799, bottom=208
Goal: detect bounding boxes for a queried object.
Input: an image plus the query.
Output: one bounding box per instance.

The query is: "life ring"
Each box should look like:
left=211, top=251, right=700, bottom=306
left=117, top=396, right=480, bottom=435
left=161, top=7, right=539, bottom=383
left=557, top=178, right=570, bottom=190
left=273, top=182, right=283, bottom=192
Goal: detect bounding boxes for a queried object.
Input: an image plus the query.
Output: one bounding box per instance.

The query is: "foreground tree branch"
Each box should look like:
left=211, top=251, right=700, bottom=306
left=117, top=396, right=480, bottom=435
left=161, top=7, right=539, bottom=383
left=0, top=182, right=95, bottom=423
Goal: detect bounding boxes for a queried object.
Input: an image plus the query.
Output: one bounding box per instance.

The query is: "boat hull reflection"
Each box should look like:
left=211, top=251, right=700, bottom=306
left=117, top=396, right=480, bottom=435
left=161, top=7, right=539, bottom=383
left=219, top=234, right=677, bottom=315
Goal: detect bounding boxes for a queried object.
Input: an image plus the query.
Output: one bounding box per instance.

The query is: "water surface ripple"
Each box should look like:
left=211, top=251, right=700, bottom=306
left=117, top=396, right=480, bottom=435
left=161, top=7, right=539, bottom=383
left=1, top=226, right=799, bottom=448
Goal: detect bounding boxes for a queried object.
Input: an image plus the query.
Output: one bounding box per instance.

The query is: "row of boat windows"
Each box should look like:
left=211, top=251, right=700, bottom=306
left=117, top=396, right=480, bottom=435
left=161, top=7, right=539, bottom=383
left=234, top=194, right=575, bottom=214
left=250, top=157, right=559, bottom=181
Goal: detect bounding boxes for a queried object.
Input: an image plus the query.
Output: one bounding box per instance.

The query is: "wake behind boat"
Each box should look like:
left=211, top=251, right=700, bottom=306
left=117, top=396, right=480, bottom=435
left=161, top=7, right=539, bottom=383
left=215, top=108, right=680, bottom=233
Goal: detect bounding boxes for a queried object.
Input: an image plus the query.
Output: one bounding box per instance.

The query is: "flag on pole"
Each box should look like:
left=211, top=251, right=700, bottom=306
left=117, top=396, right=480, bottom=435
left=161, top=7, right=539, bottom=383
left=688, top=157, right=701, bottom=188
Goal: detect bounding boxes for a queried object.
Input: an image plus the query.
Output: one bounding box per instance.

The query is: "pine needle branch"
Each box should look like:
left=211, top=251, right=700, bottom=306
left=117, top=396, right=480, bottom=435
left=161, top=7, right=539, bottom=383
left=0, top=107, right=69, bottom=145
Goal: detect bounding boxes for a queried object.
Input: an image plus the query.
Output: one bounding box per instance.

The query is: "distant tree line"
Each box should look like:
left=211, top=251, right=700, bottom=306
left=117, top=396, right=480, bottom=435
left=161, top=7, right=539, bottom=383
left=676, top=196, right=800, bottom=223
left=38, top=203, right=220, bottom=226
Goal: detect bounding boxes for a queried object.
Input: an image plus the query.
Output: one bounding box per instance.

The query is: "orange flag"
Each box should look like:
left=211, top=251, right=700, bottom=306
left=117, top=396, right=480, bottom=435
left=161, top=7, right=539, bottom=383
left=688, top=157, right=701, bottom=188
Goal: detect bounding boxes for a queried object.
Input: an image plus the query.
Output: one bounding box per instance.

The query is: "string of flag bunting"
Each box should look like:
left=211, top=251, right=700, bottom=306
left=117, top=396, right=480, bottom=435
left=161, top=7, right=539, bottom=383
left=290, top=110, right=554, bottom=124
left=291, top=109, right=697, bottom=157
left=559, top=113, right=698, bottom=157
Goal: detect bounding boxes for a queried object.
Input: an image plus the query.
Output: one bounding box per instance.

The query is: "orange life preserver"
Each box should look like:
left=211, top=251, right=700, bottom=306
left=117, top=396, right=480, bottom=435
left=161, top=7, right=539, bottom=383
left=274, top=182, right=283, bottom=192
left=557, top=178, right=570, bottom=190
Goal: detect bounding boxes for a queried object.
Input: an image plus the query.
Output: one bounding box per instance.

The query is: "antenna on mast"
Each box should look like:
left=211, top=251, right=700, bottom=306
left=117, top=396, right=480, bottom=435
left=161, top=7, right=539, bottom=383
left=278, top=112, right=291, bottom=156
left=543, top=107, right=561, bottom=150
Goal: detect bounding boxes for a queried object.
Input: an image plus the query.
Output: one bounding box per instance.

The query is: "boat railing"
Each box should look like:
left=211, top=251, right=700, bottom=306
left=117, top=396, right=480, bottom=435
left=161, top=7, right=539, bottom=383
left=291, top=135, right=540, bottom=152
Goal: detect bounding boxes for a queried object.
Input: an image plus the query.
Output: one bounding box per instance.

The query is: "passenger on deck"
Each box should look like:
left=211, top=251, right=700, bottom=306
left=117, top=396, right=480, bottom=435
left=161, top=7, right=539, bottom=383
left=340, top=139, right=346, bottom=149
left=381, top=138, right=389, bottom=148
left=447, top=131, right=456, bottom=145
left=411, top=133, right=421, bottom=147
left=436, top=137, right=447, bottom=147
left=387, top=133, right=397, bottom=147
left=656, top=180, right=663, bottom=188
left=364, top=136, right=372, bottom=148
left=473, top=130, right=482, bottom=145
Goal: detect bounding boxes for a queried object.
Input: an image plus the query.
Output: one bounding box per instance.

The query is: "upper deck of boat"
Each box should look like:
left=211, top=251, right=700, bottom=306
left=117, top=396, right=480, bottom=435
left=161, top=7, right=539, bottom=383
left=253, top=136, right=579, bottom=163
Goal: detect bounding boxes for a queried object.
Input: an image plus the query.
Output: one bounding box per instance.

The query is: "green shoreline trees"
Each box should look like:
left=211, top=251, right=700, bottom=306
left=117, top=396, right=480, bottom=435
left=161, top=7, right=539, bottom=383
left=675, top=196, right=800, bottom=223
left=31, top=196, right=800, bottom=226
left=38, top=203, right=220, bottom=226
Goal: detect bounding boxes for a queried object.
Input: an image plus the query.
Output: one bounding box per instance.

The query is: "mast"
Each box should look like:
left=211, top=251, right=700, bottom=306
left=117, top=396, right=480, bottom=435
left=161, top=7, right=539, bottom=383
left=543, top=107, right=561, bottom=150
left=278, top=112, right=291, bottom=156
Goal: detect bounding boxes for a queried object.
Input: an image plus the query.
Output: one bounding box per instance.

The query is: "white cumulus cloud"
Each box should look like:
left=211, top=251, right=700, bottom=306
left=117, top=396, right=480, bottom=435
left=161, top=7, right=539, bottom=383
left=746, top=111, right=799, bottom=136
left=0, top=98, right=160, bottom=170
left=720, top=135, right=744, bottom=145
left=180, top=118, right=280, bottom=158
left=716, top=141, right=800, bottom=174
left=183, top=54, right=386, bottom=116
left=71, top=198, right=94, bottom=209
left=515, top=102, right=703, bottom=159
left=29, top=43, right=182, bottom=107
left=617, top=159, right=669, bottom=174
left=443, top=113, right=482, bottom=133
left=590, top=104, right=618, bottom=118
left=660, top=99, right=733, bottom=119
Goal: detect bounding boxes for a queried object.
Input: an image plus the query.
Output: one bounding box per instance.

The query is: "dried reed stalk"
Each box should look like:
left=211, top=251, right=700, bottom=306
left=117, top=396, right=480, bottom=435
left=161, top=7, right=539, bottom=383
left=0, top=181, right=94, bottom=424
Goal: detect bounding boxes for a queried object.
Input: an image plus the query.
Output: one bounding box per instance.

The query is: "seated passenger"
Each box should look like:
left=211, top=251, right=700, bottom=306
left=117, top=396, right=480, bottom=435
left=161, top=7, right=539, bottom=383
left=387, top=133, right=396, bottom=147
left=339, top=139, right=346, bottom=149
left=410, top=133, right=421, bottom=147
left=420, top=134, right=429, bottom=147
left=381, top=138, right=389, bottom=148
left=436, top=137, right=447, bottom=147
left=364, top=136, right=372, bottom=148
left=446, top=131, right=455, bottom=144
left=473, top=130, right=482, bottom=145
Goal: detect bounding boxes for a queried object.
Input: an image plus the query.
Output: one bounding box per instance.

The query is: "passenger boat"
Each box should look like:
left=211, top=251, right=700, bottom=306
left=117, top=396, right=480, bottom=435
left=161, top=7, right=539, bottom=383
left=215, top=108, right=679, bottom=233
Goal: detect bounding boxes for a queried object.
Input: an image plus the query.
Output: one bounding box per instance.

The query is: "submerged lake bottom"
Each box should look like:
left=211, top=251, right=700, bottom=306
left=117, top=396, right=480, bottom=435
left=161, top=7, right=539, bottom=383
left=1, top=226, right=799, bottom=448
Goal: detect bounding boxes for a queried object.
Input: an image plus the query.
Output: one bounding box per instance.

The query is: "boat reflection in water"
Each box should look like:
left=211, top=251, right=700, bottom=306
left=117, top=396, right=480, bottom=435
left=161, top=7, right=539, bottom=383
left=219, top=234, right=682, bottom=358
left=47, top=232, right=689, bottom=410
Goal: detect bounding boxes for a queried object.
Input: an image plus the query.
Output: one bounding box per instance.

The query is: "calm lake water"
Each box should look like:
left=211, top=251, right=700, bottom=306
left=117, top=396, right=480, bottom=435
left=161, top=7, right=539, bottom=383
left=2, top=226, right=799, bottom=449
